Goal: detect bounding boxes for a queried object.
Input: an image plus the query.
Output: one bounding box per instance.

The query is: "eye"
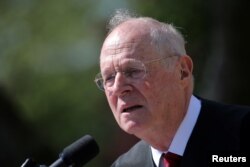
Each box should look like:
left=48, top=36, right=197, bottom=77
left=104, top=73, right=116, bottom=86
left=125, top=68, right=145, bottom=79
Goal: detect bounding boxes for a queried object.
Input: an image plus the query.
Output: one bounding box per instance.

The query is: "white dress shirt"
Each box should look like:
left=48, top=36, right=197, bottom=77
left=151, top=95, right=201, bottom=167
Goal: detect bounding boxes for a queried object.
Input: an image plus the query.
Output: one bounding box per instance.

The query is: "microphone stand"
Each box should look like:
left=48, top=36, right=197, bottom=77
left=21, top=158, right=47, bottom=167
left=20, top=135, right=99, bottom=167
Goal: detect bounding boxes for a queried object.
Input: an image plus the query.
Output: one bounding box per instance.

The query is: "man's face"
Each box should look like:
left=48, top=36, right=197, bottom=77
left=100, top=23, right=185, bottom=138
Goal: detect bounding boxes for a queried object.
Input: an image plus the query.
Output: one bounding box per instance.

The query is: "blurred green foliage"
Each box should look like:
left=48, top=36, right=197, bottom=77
left=1, top=0, right=249, bottom=166
left=0, top=0, right=131, bottom=166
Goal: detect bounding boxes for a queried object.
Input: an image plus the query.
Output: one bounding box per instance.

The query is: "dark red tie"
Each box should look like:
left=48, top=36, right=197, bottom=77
left=163, top=152, right=182, bottom=167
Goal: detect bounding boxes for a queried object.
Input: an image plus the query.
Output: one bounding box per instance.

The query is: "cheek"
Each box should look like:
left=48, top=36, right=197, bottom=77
left=106, top=93, right=123, bottom=123
left=143, top=71, right=179, bottom=106
left=106, top=92, right=117, bottom=112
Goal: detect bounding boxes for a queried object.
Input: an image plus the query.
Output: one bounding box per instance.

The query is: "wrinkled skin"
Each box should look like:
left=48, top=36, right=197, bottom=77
left=100, top=19, right=193, bottom=151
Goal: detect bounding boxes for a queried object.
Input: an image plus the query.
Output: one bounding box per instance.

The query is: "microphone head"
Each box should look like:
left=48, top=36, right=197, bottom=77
left=60, top=135, right=99, bottom=166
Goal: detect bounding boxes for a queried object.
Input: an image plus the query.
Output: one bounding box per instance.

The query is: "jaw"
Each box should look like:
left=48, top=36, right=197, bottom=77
left=118, top=109, right=151, bottom=136
left=117, top=110, right=144, bottom=135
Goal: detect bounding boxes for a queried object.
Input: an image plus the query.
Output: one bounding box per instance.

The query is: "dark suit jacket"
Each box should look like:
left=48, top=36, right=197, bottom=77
left=111, top=98, right=250, bottom=167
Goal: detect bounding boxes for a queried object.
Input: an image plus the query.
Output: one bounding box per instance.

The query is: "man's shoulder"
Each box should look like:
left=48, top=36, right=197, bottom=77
left=111, top=140, right=154, bottom=167
left=181, top=97, right=250, bottom=166
left=197, top=97, right=250, bottom=132
left=191, top=97, right=250, bottom=149
left=199, top=97, right=250, bottom=117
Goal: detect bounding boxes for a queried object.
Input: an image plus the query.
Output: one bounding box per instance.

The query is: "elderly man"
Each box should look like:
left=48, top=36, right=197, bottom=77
left=95, top=10, right=250, bottom=167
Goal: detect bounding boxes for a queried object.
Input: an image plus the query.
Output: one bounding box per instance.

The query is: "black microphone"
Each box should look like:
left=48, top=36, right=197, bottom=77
left=49, top=135, right=99, bottom=167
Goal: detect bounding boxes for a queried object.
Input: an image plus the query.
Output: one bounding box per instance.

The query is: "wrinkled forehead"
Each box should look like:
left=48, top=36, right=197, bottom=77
left=102, top=39, right=139, bottom=58
left=100, top=38, right=150, bottom=72
left=99, top=21, right=158, bottom=72
left=100, top=43, right=144, bottom=73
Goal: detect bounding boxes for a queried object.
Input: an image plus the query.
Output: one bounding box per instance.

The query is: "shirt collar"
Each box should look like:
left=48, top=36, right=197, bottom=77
left=151, top=95, right=201, bottom=167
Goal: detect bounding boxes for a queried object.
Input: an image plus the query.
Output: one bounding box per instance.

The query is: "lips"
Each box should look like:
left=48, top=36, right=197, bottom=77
left=122, top=105, right=143, bottom=113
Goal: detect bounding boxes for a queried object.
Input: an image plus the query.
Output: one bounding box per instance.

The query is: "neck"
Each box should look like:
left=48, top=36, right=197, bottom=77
left=137, top=93, right=192, bottom=151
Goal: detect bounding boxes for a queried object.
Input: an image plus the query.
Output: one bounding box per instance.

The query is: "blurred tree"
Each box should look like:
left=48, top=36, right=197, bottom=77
left=0, top=0, right=130, bottom=166
left=0, top=85, right=53, bottom=166
left=199, top=0, right=250, bottom=105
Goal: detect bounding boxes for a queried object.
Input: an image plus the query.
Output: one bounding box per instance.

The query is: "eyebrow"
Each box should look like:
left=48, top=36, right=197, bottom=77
left=102, top=59, right=143, bottom=74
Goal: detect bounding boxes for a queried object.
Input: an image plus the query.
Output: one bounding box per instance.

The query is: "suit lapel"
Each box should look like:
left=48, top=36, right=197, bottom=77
left=181, top=99, right=242, bottom=166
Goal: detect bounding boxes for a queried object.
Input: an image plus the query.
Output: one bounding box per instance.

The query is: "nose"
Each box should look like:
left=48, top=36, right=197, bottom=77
left=109, top=72, right=132, bottom=97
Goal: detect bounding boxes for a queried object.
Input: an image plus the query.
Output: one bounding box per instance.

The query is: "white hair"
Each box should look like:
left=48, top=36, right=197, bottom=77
left=107, top=9, right=187, bottom=57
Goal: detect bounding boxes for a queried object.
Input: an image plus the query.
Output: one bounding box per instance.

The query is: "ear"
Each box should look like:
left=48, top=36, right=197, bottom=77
left=179, top=55, right=193, bottom=81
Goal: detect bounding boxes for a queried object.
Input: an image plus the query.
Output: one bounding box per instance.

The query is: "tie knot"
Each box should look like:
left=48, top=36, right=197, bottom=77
left=164, top=152, right=182, bottom=161
left=163, top=152, right=182, bottom=167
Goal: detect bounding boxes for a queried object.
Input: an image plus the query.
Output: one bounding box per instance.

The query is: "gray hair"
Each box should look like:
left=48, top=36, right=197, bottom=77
left=107, top=9, right=187, bottom=57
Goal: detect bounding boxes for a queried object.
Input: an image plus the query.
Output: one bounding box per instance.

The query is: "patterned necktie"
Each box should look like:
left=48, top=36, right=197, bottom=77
left=162, top=152, right=182, bottom=167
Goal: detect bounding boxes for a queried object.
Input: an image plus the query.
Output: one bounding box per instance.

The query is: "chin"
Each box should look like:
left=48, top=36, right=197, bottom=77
left=120, top=121, right=142, bottom=135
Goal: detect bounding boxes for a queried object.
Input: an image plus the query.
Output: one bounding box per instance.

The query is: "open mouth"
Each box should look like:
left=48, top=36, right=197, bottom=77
left=123, top=105, right=143, bottom=113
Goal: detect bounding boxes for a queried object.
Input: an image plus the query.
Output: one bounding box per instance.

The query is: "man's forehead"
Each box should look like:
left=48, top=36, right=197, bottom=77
left=100, top=52, right=138, bottom=67
left=100, top=40, right=145, bottom=70
left=101, top=40, right=139, bottom=56
left=102, top=23, right=151, bottom=54
left=100, top=21, right=156, bottom=68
